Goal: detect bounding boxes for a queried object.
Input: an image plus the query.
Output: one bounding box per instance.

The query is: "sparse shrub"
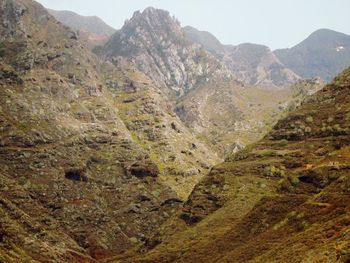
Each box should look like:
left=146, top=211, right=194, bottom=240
left=304, top=127, right=312, bottom=133
left=305, top=116, right=313, bottom=123
left=333, top=124, right=341, bottom=132
left=260, top=150, right=275, bottom=157
left=18, top=176, right=27, bottom=185
left=264, top=165, right=285, bottom=177
left=346, top=112, right=350, bottom=121
left=279, top=178, right=293, bottom=192
left=279, top=139, right=288, bottom=146
left=326, top=126, right=333, bottom=133
left=278, top=174, right=299, bottom=192
left=289, top=175, right=300, bottom=186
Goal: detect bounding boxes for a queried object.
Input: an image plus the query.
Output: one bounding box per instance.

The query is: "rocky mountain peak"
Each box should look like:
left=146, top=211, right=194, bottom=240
left=120, top=6, right=184, bottom=48
left=141, top=6, right=171, bottom=19
left=98, top=6, right=229, bottom=97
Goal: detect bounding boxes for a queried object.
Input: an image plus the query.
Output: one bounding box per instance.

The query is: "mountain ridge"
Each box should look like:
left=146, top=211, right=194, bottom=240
left=274, top=28, right=350, bottom=81
left=47, top=8, right=116, bottom=48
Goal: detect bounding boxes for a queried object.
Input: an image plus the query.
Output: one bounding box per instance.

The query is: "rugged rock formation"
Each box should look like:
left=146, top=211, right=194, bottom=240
left=96, top=7, right=231, bottom=97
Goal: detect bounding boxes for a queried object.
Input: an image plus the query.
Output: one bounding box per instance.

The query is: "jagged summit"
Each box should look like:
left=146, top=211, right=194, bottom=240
left=118, top=6, right=183, bottom=46
left=127, top=6, right=179, bottom=29
left=97, top=5, right=229, bottom=97
left=142, top=6, right=169, bottom=15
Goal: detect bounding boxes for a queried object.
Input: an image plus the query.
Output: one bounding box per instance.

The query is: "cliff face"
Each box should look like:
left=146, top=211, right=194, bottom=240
left=96, top=7, right=231, bottom=97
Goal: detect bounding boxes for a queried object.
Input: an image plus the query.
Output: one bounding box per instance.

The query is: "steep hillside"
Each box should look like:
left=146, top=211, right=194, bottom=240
left=119, top=68, right=350, bottom=262
left=48, top=9, right=116, bottom=48
left=275, top=29, right=350, bottom=81
left=0, top=0, right=219, bottom=261
left=183, top=26, right=301, bottom=89
left=100, top=59, right=220, bottom=199
left=96, top=7, right=231, bottom=97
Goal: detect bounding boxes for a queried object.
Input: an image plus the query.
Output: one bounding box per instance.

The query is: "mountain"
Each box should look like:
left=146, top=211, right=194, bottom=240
left=275, top=29, right=350, bottom=81
left=48, top=9, right=116, bottom=48
left=96, top=7, right=313, bottom=156
left=0, top=0, right=219, bottom=261
left=183, top=26, right=226, bottom=55
left=183, top=26, right=301, bottom=89
left=121, top=67, right=350, bottom=263
left=95, top=7, right=231, bottom=97
left=2, top=2, right=349, bottom=262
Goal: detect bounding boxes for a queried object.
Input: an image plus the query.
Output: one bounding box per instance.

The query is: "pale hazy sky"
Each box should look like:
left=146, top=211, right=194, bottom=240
left=35, top=0, right=350, bottom=50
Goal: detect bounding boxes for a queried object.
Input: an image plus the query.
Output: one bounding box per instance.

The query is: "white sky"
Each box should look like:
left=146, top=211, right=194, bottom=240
left=35, top=0, right=350, bottom=50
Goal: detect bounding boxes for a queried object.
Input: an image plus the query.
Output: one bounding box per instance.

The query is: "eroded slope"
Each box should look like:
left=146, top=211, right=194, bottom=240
left=120, top=68, right=350, bottom=263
